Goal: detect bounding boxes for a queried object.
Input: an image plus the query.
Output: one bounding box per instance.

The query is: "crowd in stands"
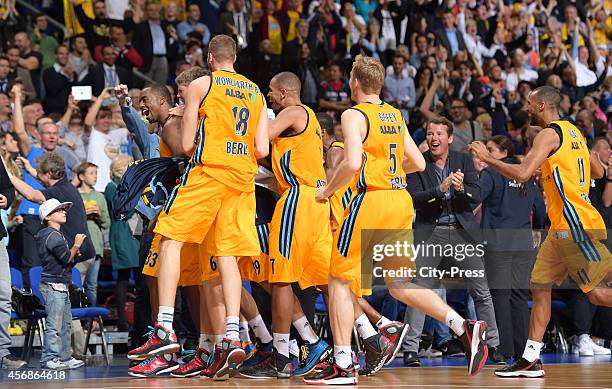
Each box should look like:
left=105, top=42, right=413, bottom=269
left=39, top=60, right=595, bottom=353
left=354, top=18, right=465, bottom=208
left=0, top=0, right=610, bottom=369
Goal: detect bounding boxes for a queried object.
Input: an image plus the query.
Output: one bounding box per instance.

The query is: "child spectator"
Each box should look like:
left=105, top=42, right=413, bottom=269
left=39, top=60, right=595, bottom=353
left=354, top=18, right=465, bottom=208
left=36, top=198, right=87, bottom=370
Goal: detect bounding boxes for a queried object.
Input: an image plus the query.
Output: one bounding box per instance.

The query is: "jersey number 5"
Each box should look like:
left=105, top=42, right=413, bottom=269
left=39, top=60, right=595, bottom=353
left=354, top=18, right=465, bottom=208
left=389, top=143, right=397, bottom=174
left=577, top=157, right=585, bottom=187
left=232, top=106, right=250, bottom=136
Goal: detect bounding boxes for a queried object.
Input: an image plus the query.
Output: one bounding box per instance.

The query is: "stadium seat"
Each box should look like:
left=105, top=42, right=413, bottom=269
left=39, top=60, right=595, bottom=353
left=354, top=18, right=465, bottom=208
left=12, top=267, right=45, bottom=363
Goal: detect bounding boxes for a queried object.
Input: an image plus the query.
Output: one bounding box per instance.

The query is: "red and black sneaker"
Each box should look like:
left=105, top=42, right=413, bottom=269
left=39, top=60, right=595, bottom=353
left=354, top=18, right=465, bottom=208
left=171, top=347, right=209, bottom=378
left=127, top=325, right=180, bottom=361
left=379, top=321, right=409, bottom=366
left=208, top=338, right=245, bottom=381
left=459, top=320, right=488, bottom=375
left=362, top=333, right=393, bottom=376
left=127, top=354, right=179, bottom=377
left=201, top=346, right=219, bottom=378
left=495, top=358, right=545, bottom=378
left=303, top=360, right=358, bottom=385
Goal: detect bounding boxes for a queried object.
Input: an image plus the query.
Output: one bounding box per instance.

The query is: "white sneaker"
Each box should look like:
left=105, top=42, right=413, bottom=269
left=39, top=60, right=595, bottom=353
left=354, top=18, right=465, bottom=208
left=589, top=338, right=611, bottom=355
left=575, top=334, right=594, bottom=356
left=63, top=357, right=85, bottom=369
left=44, top=358, right=69, bottom=370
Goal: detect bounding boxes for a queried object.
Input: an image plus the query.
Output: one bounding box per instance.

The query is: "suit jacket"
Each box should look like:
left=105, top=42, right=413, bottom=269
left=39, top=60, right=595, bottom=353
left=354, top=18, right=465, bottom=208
left=42, top=66, right=75, bottom=114
left=132, top=20, right=179, bottom=73
left=434, top=27, right=467, bottom=56
left=406, top=150, right=481, bottom=242
left=87, top=63, right=132, bottom=97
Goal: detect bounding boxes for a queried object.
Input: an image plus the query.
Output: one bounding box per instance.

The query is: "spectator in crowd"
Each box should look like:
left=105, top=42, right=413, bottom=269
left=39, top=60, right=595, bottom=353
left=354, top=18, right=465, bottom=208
left=89, top=45, right=132, bottom=97
left=75, top=162, right=110, bottom=306
left=0, top=56, right=9, bottom=94
left=43, top=46, right=76, bottom=115
left=372, top=0, right=406, bottom=63
left=85, top=88, right=130, bottom=192
left=13, top=31, right=43, bottom=97
left=341, top=2, right=366, bottom=53
left=106, top=0, right=131, bottom=21
left=589, top=137, right=612, bottom=229
left=30, top=13, right=58, bottom=70
left=404, top=116, right=503, bottom=365
left=576, top=109, right=606, bottom=142
left=72, top=0, right=111, bottom=52
left=0, top=151, right=24, bottom=369
left=506, top=49, right=539, bottom=94
left=57, top=96, right=87, bottom=162
left=281, top=19, right=308, bottom=74
left=453, top=61, right=483, bottom=112
left=132, top=0, right=179, bottom=85
left=318, top=61, right=351, bottom=121
left=0, top=93, right=10, bottom=133
left=383, top=54, right=415, bottom=120
left=177, top=3, right=210, bottom=49
left=435, top=8, right=466, bottom=58
left=254, top=40, right=280, bottom=95
left=218, top=0, right=250, bottom=51
left=479, top=135, right=546, bottom=360
left=95, top=25, right=143, bottom=71
left=297, top=42, right=320, bottom=109
left=36, top=198, right=87, bottom=370
left=68, top=35, right=93, bottom=84
left=409, top=34, right=429, bottom=71
left=105, top=155, right=139, bottom=332
left=361, top=18, right=386, bottom=61
left=5, top=45, right=36, bottom=99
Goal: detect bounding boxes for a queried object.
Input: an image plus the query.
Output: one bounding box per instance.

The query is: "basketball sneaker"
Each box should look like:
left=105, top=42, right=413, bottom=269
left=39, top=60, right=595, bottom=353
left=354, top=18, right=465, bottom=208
left=128, top=354, right=179, bottom=377
left=127, top=325, right=180, bottom=360
left=361, top=333, right=393, bottom=376
left=458, top=320, right=488, bottom=375
left=494, top=357, right=545, bottom=378
left=242, top=341, right=272, bottom=368
left=208, top=338, right=245, bottom=381
left=240, top=350, right=292, bottom=379
left=242, top=341, right=257, bottom=362
left=379, top=321, right=409, bottom=366
left=294, top=339, right=332, bottom=377
left=171, top=348, right=209, bottom=378
left=303, top=360, right=358, bottom=385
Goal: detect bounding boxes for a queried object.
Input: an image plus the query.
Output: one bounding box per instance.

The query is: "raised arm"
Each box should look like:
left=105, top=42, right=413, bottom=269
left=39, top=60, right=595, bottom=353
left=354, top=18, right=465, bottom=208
left=84, top=88, right=113, bottom=132
left=468, top=127, right=559, bottom=182
left=181, top=76, right=210, bottom=155
left=59, top=95, right=78, bottom=131
left=11, top=85, right=32, bottom=156
left=419, top=72, right=442, bottom=122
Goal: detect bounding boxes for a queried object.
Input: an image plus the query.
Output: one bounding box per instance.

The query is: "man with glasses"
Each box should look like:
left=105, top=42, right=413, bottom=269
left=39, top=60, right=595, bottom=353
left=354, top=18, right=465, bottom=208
left=448, top=98, right=483, bottom=152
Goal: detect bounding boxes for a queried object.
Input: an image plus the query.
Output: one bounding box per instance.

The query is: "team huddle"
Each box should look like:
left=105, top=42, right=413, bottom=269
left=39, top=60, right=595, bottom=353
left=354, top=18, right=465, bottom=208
left=120, top=34, right=611, bottom=385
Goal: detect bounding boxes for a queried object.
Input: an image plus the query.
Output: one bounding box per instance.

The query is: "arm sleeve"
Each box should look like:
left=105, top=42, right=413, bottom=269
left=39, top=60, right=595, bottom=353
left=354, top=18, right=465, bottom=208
left=531, top=182, right=547, bottom=229
left=47, top=231, right=71, bottom=264
left=406, top=171, right=441, bottom=210
left=479, top=169, right=494, bottom=202
left=0, top=160, right=14, bottom=208
left=122, top=106, right=154, bottom=158
left=491, top=102, right=508, bottom=136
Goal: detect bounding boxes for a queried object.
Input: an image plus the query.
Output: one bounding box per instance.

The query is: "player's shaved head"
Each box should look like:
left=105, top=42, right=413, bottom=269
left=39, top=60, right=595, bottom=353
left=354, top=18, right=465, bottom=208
left=143, top=84, right=174, bottom=105
left=271, top=72, right=301, bottom=93
left=208, top=34, right=236, bottom=64
left=530, top=86, right=561, bottom=111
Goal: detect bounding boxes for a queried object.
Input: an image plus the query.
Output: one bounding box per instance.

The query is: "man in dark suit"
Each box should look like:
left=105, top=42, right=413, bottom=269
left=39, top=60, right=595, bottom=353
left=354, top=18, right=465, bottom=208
left=434, top=9, right=466, bottom=57
left=42, top=45, right=76, bottom=114
left=132, top=1, right=178, bottom=85
left=453, top=61, right=483, bottom=112
left=217, top=0, right=249, bottom=51
left=88, top=45, right=131, bottom=97
left=401, top=116, right=501, bottom=366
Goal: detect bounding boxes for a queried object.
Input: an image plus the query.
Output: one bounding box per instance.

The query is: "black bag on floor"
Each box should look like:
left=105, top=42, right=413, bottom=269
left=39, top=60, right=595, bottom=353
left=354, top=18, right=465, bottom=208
left=11, top=287, right=44, bottom=317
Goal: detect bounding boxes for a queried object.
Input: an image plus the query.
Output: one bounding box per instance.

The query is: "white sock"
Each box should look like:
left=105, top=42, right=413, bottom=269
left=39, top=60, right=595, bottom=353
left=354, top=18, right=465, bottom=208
left=334, top=346, right=352, bottom=369
left=198, top=334, right=208, bottom=349
left=213, top=334, right=224, bottom=346
left=445, top=310, right=465, bottom=336
left=293, top=316, right=319, bottom=344
left=200, top=334, right=213, bottom=353
left=354, top=313, right=378, bottom=340
left=248, top=314, right=273, bottom=344
left=376, top=316, right=393, bottom=329
left=522, top=340, right=541, bottom=363
left=273, top=333, right=290, bottom=358
left=225, top=316, right=240, bottom=340
left=157, top=306, right=174, bottom=332
left=239, top=321, right=251, bottom=343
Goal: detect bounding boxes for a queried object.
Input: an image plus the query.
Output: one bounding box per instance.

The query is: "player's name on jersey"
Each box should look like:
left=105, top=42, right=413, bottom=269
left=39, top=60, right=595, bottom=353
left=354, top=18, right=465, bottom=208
left=214, top=75, right=260, bottom=93
left=378, top=112, right=398, bottom=122
left=380, top=125, right=401, bottom=135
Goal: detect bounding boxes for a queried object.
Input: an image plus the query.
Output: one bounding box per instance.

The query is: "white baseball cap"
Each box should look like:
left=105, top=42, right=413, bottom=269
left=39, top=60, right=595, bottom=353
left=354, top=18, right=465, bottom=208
left=39, top=199, right=73, bottom=222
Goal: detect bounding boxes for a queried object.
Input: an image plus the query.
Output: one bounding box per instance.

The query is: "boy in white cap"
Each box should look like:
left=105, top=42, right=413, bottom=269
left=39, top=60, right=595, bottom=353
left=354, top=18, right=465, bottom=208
left=36, top=198, right=87, bottom=370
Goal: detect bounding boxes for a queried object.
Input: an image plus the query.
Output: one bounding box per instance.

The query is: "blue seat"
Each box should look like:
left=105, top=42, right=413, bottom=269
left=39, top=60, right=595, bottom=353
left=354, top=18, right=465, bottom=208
left=10, top=267, right=23, bottom=289
left=242, top=281, right=252, bottom=294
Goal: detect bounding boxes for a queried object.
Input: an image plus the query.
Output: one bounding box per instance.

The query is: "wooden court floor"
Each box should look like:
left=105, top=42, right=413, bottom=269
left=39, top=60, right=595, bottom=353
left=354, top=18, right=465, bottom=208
left=2, top=363, right=611, bottom=389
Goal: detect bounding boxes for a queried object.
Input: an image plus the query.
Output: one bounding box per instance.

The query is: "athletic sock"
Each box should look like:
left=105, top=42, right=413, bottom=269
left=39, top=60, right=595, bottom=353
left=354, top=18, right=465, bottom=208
left=213, top=334, right=224, bottom=346
left=293, top=316, right=319, bottom=344
left=225, top=316, right=240, bottom=341
left=376, top=316, right=393, bottom=329
left=354, top=313, right=378, bottom=340
left=334, top=346, right=352, bottom=369
left=273, top=333, right=290, bottom=358
left=157, top=306, right=174, bottom=332
left=522, top=340, right=541, bottom=363
left=248, top=314, right=273, bottom=344
left=200, top=334, right=213, bottom=353
left=445, top=310, right=465, bottom=337
left=239, top=321, right=251, bottom=343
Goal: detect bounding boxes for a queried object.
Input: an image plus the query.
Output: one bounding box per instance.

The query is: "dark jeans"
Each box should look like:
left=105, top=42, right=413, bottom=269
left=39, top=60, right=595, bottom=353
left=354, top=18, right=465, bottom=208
left=566, top=289, right=596, bottom=337
left=484, top=250, right=534, bottom=358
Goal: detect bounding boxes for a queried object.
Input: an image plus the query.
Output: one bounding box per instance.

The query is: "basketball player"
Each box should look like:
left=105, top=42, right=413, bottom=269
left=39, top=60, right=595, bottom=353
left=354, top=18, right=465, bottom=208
left=128, top=35, right=269, bottom=381
left=320, top=111, right=409, bottom=367
left=305, top=55, right=489, bottom=385
left=468, top=86, right=612, bottom=378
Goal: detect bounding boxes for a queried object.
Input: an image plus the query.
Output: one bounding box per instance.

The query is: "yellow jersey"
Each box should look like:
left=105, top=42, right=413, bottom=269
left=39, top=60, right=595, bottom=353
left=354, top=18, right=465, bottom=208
left=350, top=102, right=407, bottom=192
left=271, top=105, right=326, bottom=194
left=159, top=139, right=172, bottom=158
left=540, top=120, right=606, bottom=241
left=192, top=70, right=264, bottom=192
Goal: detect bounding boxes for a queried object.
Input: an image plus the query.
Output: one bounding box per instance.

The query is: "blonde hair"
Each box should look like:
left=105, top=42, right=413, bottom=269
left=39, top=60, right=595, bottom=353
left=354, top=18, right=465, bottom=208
left=351, top=54, right=385, bottom=95
left=0, top=133, right=20, bottom=178
left=110, top=155, right=134, bottom=179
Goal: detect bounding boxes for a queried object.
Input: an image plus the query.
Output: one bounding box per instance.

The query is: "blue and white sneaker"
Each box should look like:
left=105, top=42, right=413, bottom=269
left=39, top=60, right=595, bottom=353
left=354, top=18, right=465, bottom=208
left=294, top=339, right=332, bottom=377
left=242, top=341, right=272, bottom=368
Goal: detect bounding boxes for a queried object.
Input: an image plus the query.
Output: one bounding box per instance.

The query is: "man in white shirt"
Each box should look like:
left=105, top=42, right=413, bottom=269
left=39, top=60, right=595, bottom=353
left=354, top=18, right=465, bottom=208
left=505, top=49, right=538, bottom=93
left=84, top=88, right=130, bottom=191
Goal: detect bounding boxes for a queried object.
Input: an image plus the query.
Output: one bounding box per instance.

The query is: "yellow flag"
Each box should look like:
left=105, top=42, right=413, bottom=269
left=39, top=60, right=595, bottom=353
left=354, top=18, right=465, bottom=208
left=64, top=0, right=94, bottom=36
